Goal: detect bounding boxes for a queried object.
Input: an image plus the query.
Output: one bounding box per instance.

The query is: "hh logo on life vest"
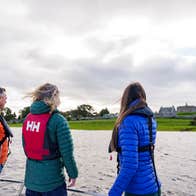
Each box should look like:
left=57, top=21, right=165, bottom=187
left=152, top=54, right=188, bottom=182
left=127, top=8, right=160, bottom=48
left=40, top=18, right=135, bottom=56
left=26, top=121, right=40, bottom=132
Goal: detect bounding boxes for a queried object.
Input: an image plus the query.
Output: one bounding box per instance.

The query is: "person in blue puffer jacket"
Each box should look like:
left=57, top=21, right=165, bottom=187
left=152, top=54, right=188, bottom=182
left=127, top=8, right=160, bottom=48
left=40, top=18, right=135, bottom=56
left=108, top=82, right=161, bottom=196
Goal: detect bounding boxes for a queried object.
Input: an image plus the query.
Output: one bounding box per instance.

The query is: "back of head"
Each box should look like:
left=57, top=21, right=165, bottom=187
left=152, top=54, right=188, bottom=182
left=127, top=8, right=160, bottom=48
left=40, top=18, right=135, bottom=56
left=109, top=82, right=147, bottom=152
left=0, top=87, right=6, bottom=97
left=28, top=83, right=60, bottom=112
left=120, top=82, right=146, bottom=113
left=0, top=87, right=6, bottom=110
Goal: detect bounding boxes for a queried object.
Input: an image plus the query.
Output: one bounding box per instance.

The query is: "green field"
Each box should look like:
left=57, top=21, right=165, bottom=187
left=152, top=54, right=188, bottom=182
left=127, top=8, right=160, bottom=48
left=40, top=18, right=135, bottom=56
left=156, top=118, right=196, bottom=131
left=68, top=119, right=115, bottom=130
left=177, top=112, right=196, bottom=116
left=10, top=118, right=196, bottom=131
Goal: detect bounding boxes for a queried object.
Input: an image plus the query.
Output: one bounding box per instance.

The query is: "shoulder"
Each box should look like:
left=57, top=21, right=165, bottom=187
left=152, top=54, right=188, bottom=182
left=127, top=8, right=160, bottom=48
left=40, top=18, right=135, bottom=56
left=49, top=112, right=69, bottom=127
left=121, top=114, right=144, bottom=126
left=51, top=112, right=65, bottom=120
left=124, top=114, right=156, bottom=127
left=119, top=115, right=139, bottom=135
left=119, top=114, right=149, bottom=134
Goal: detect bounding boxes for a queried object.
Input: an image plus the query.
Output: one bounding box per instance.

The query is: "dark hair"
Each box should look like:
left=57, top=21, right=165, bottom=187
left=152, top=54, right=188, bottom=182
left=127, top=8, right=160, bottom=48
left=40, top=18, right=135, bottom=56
left=109, top=82, right=147, bottom=152
left=0, top=87, right=6, bottom=96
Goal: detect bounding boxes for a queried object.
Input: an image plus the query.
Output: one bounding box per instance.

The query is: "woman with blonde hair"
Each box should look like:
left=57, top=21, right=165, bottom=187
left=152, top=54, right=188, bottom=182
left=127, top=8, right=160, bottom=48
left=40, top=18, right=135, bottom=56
left=22, top=83, right=78, bottom=196
left=108, top=82, right=161, bottom=196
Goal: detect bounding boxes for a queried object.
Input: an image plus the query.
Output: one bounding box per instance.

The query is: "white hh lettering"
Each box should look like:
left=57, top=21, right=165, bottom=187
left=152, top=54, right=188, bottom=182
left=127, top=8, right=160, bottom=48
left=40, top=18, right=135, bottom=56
left=26, top=121, right=41, bottom=132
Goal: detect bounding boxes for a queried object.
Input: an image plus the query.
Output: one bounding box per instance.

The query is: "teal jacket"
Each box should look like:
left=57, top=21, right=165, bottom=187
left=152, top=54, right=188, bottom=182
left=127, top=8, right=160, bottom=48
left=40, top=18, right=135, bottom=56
left=22, top=101, right=78, bottom=192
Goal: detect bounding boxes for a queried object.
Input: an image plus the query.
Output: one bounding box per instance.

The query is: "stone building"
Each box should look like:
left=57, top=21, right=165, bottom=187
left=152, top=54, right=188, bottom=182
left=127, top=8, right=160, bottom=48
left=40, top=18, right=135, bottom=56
left=177, top=104, right=196, bottom=113
left=158, top=106, right=176, bottom=117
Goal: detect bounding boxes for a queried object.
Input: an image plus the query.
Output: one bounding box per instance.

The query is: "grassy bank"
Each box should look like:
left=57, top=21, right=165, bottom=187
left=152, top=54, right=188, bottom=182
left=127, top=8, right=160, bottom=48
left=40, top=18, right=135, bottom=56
left=156, top=118, right=196, bottom=131
left=177, top=112, right=196, bottom=116
left=10, top=118, right=196, bottom=131
left=69, top=119, right=115, bottom=130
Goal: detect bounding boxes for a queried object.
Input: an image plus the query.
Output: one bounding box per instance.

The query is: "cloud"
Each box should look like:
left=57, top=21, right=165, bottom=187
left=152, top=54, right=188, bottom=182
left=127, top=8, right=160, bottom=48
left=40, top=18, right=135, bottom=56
left=23, top=0, right=196, bottom=26
left=1, top=0, right=196, bottom=114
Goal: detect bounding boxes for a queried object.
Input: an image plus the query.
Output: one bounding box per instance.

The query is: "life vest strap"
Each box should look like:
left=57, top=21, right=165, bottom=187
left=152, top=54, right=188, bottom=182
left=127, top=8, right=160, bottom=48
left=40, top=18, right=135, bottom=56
left=116, top=115, right=160, bottom=191
left=0, top=115, right=13, bottom=149
left=116, top=144, right=154, bottom=153
left=0, top=115, right=13, bottom=138
left=138, top=144, right=154, bottom=152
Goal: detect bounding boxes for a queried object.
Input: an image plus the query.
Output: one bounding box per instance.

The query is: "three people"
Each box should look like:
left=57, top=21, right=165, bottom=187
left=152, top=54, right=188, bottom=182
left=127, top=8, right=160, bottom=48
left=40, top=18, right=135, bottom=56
left=0, top=87, right=13, bottom=173
left=1, top=82, right=161, bottom=196
left=22, top=83, right=78, bottom=196
left=109, top=82, right=161, bottom=196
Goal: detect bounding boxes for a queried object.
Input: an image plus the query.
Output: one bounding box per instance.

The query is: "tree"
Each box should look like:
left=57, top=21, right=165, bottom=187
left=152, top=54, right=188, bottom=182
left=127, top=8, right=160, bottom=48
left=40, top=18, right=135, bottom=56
left=61, top=104, right=96, bottom=120
left=1, top=107, right=17, bottom=122
left=99, top=108, right=110, bottom=117
left=60, top=110, right=79, bottom=121
left=77, top=104, right=95, bottom=118
left=18, top=106, right=30, bottom=120
left=190, top=117, right=196, bottom=126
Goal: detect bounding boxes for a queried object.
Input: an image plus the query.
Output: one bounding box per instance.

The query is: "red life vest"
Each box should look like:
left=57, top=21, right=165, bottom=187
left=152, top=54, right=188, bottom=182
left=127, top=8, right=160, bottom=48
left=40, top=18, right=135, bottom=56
left=22, top=113, right=58, bottom=160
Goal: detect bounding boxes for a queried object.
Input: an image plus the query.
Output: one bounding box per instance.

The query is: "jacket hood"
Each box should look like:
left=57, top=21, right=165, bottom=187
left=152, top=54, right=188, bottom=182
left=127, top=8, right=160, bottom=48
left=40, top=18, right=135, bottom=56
left=128, top=98, right=154, bottom=117
left=132, top=106, right=154, bottom=117
left=30, top=101, right=51, bottom=114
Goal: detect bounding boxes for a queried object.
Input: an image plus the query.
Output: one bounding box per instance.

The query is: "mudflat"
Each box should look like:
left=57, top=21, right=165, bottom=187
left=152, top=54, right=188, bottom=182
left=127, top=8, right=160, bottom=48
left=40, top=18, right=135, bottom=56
left=0, top=129, right=196, bottom=196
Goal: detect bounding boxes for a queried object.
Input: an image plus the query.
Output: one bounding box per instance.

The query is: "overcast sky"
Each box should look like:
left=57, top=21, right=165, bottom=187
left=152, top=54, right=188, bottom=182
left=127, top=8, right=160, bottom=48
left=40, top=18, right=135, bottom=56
left=1, top=0, right=196, bottom=115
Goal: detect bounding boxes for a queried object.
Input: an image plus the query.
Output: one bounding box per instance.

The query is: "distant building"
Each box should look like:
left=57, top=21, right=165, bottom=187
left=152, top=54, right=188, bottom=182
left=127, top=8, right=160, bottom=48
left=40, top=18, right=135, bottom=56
left=102, top=113, right=118, bottom=119
left=158, top=106, right=176, bottom=117
left=177, top=103, right=196, bottom=113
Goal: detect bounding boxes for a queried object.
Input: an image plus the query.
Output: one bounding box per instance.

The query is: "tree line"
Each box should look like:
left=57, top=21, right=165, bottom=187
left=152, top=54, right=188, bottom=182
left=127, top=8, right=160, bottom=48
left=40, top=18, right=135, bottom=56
left=0, top=104, right=111, bottom=123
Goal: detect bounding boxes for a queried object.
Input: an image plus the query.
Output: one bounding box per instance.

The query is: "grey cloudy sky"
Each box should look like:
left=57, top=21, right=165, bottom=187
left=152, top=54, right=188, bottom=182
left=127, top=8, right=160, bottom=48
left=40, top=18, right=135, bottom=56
left=1, top=0, right=196, bottom=114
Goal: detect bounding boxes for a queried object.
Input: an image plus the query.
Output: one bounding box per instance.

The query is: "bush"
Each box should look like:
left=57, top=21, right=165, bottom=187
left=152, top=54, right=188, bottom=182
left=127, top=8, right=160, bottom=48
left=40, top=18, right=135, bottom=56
left=190, top=117, right=196, bottom=126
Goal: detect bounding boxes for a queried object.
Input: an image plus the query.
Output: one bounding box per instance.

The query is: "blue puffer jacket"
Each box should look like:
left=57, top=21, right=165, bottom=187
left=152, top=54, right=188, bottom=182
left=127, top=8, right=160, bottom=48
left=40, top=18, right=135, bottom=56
left=109, top=106, right=161, bottom=196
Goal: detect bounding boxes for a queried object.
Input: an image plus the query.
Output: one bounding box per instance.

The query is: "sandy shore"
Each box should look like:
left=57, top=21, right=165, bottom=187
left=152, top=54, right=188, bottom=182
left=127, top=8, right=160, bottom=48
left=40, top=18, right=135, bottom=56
left=0, top=129, right=196, bottom=196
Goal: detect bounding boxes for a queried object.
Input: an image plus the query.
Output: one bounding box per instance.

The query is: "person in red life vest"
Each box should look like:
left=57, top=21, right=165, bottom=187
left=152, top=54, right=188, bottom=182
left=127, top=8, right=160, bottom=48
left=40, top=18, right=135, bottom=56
left=108, top=82, right=161, bottom=196
left=22, top=83, right=78, bottom=196
left=0, top=87, right=13, bottom=173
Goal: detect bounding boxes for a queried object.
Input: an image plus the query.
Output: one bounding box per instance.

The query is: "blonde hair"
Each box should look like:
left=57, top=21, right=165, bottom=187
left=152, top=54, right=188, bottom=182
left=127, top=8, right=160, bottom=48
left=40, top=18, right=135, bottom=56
left=27, top=83, right=60, bottom=112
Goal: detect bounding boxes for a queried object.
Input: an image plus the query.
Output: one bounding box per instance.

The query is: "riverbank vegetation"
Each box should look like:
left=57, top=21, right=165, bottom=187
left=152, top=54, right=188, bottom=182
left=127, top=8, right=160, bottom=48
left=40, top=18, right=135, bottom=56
left=10, top=117, right=196, bottom=131
left=4, top=104, right=196, bottom=131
